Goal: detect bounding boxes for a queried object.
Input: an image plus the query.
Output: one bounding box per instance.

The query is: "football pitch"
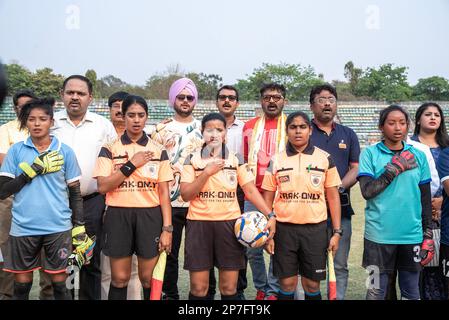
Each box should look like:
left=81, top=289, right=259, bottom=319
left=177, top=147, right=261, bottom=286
left=30, top=185, right=368, bottom=300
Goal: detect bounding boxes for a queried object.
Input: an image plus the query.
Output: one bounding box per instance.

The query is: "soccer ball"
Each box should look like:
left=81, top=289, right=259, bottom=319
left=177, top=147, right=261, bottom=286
left=234, top=211, right=269, bottom=248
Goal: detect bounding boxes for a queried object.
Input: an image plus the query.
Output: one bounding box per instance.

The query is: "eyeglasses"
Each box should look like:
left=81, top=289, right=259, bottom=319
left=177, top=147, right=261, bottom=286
left=218, top=95, right=238, bottom=102
left=262, top=95, right=284, bottom=102
left=176, top=95, right=195, bottom=102
left=314, top=97, right=336, bottom=104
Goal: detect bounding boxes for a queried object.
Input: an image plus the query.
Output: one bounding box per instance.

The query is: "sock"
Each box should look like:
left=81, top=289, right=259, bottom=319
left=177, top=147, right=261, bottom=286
left=52, top=281, right=72, bottom=300
left=108, top=284, right=128, bottom=300
left=188, top=292, right=209, bottom=300
left=278, top=290, right=295, bottom=300
left=221, top=292, right=239, bottom=300
left=12, top=281, right=32, bottom=300
left=143, top=287, right=151, bottom=300
left=305, top=290, right=322, bottom=300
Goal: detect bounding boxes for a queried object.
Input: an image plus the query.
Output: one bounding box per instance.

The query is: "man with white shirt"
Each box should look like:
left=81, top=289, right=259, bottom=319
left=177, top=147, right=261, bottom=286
left=51, top=75, right=117, bottom=300
left=151, top=78, right=204, bottom=300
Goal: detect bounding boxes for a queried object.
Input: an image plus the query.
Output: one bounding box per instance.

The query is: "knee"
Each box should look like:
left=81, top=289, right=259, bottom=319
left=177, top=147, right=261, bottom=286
left=279, top=278, right=298, bottom=292
left=219, top=281, right=237, bottom=296
left=190, top=282, right=209, bottom=297
left=111, top=272, right=131, bottom=288
left=302, top=279, right=320, bottom=293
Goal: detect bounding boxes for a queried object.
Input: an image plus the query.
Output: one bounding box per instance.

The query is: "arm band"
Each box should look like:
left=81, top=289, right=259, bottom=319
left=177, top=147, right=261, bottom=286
left=358, top=171, right=395, bottom=200
left=419, top=182, right=432, bottom=233
left=68, top=182, right=84, bottom=226
left=119, top=161, right=136, bottom=177
left=0, top=174, right=30, bottom=199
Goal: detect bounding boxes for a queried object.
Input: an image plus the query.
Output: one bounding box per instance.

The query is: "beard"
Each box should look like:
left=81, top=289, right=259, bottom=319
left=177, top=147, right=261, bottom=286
left=174, top=104, right=194, bottom=117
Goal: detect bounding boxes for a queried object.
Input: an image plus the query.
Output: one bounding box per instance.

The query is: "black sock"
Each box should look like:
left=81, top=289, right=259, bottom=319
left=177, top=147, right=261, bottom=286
left=305, top=291, right=322, bottom=300
left=12, top=282, right=32, bottom=300
left=221, top=292, right=240, bottom=300
left=188, top=292, right=209, bottom=300
left=52, top=281, right=72, bottom=300
left=143, top=287, right=151, bottom=300
left=278, top=290, right=295, bottom=300
left=108, top=284, right=128, bottom=300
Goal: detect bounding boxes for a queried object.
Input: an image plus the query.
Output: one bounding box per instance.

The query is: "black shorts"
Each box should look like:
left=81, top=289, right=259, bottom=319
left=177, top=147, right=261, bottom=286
left=440, top=243, right=449, bottom=280
left=2, top=230, right=71, bottom=274
left=362, top=238, right=422, bottom=273
left=273, top=221, right=328, bottom=281
left=184, top=219, right=245, bottom=271
left=102, top=206, right=162, bottom=259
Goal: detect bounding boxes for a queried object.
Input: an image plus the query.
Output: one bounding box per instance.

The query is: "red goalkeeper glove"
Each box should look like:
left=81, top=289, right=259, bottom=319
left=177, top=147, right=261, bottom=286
left=420, top=229, right=435, bottom=266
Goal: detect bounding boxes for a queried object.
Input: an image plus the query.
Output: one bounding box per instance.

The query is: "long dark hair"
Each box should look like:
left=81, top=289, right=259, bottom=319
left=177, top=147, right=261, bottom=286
left=414, top=102, right=449, bottom=148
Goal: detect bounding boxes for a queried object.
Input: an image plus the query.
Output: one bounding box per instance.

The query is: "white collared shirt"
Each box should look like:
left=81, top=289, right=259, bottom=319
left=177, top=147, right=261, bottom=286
left=226, top=117, right=245, bottom=157
left=51, top=109, right=117, bottom=196
left=407, top=137, right=440, bottom=197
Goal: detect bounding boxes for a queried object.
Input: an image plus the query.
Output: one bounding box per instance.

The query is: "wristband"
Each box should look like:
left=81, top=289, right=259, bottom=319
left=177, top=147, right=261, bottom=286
left=120, top=161, right=136, bottom=177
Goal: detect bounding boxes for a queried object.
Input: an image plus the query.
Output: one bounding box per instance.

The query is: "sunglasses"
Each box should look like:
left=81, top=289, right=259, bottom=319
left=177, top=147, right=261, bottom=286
left=262, top=95, right=284, bottom=102
left=218, top=95, right=238, bottom=102
left=176, top=95, right=195, bottom=102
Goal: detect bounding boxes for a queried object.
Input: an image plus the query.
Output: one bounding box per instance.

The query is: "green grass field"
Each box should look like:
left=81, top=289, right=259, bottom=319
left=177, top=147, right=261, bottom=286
left=29, top=185, right=367, bottom=300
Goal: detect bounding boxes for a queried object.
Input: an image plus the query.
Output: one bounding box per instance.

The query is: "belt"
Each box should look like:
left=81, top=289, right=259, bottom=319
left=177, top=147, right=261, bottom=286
left=82, top=192, right=100, bottom=201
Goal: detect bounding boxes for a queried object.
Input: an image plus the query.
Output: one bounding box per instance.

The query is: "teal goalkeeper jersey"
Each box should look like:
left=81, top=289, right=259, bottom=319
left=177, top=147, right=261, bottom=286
left=358, top=141, right=431, bottom=244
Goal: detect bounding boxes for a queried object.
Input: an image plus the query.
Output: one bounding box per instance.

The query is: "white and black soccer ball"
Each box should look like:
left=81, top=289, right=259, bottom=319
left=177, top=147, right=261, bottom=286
left=234, top=211, right=269, bottom=248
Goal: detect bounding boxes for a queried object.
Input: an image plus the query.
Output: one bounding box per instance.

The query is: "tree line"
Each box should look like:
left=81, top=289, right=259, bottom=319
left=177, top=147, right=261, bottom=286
left=4, top=61, right=449, bottom=103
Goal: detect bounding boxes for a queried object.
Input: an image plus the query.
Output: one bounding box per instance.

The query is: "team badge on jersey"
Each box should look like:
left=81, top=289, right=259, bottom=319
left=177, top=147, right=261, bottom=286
left=225, top=170, right=237, bottom=186
left=145, top=163, right=158, bottom=180
left=310, top=173, right=323, bottom=187
left=278, top=175, right=290, bottom=184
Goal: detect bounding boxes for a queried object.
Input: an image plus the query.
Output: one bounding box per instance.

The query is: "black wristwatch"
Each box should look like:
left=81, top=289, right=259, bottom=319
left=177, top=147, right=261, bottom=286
left=267, top=211, right=276, bottom=220
left=162, top=225, right=174, bottom=233
left=333, top=228, right=343, bottom=236
left=338, top=186, right=346, bottom=194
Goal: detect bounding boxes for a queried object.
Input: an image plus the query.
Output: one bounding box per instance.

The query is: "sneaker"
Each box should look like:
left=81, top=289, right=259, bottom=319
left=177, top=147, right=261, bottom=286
left=265, top=294, right=278, bottom=300
left=255, top=290, right=266, bottom=300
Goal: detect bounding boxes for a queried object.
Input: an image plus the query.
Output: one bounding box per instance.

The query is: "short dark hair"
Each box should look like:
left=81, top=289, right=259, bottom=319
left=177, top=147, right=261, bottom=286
left=216, top=85, right=239, bottom=101
left=285, top=111, right=311, bottom=132
left=201, top=112, right=226, bottom=132
left=62, top=75, right=93, bottom=94
left=260, top=83, right=286, bottom=98
left=108, top=91, right=129, bottom=108
left=309, top=83, right=338, bottom=104
left=414, top=102, right=449, bottom=148
left=378, top=104, right=410, bottom=128
left=18, top=98, right=54, bottom=130
left=13, top=89, right=37, bottom=107
left=121, top=95, right=148, bottom=115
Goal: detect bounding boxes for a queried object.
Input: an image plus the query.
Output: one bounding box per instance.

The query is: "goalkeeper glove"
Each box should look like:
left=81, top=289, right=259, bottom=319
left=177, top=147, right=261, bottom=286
left=19, top=150, right=64, bottom=180
left=385, top=150, right=417, bottom=177
left=69, top=225, right=96, bottom=269
left=420, top=229, right=435, bottom=266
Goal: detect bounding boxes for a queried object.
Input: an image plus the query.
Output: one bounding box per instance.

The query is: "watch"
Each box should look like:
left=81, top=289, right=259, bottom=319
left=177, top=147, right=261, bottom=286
left=162, top=225, right=174, bottom=233
left=267, top=211, right=276, bottom=220
left=338, top=186, right=346, bottom=194
left=333, top=228, right=343, bottom=236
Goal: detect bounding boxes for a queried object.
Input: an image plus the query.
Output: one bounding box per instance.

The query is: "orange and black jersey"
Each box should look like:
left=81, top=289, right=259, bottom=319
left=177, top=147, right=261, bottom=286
left=93, top=131, right=173, bottom=208
left=262, top=142, right=341, bottom=224
left=181, top=146, right=254, bottom=221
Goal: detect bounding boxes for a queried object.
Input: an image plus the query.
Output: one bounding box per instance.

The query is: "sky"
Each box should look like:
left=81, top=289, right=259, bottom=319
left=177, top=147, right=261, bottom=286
left=0, top=0, right=448, bottom=86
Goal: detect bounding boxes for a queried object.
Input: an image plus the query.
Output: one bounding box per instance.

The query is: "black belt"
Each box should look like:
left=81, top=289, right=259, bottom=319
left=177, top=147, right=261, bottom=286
left=82, top=192, right=100, bottom=201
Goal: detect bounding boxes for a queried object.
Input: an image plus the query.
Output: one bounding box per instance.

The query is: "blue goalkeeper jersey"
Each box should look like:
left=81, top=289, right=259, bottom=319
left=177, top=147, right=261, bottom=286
left=358, top=141, right=431, bottom=244
left=0, top=136, right=81, bottom=236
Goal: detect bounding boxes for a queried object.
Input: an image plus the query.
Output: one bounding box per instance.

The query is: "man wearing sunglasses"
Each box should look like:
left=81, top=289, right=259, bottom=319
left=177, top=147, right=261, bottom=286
left=151, top=77, right=204, bottom=300
left=309, top=84, right=360, bottom=300
left=242, top=83, right=288, bottom=300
